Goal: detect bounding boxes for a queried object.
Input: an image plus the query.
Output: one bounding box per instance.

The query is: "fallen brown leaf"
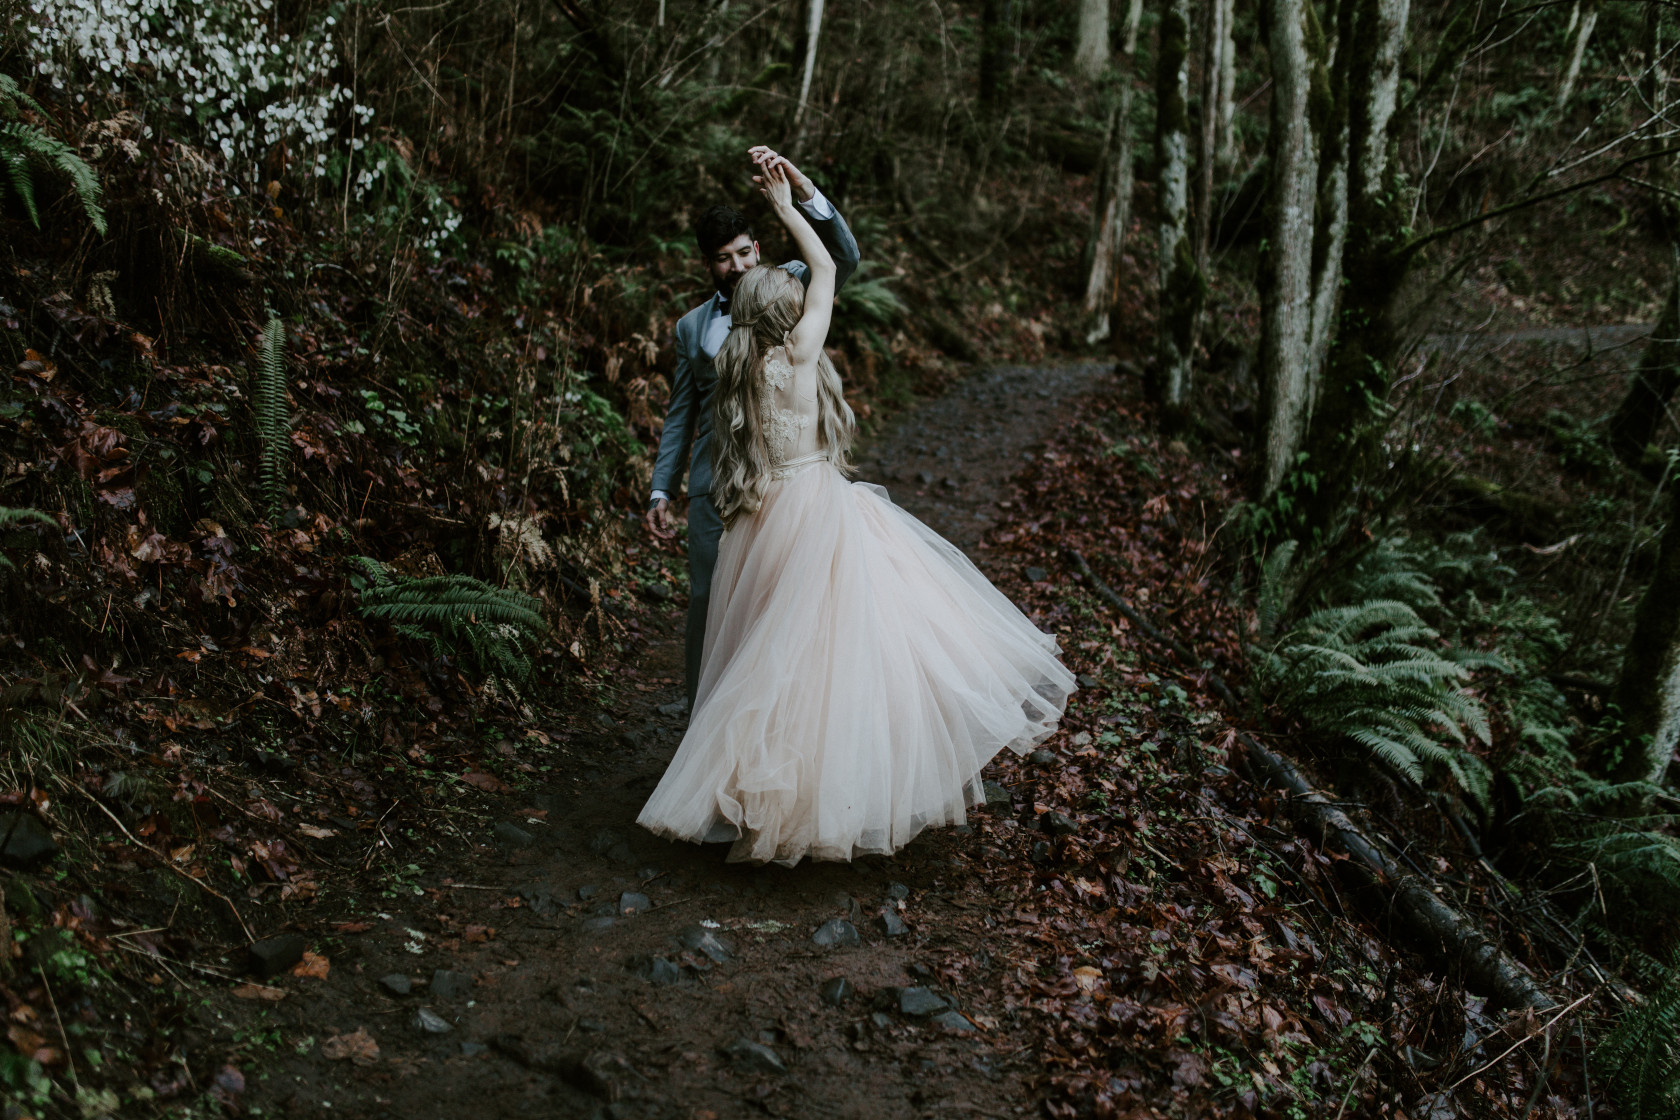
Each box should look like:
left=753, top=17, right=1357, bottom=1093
left=291, top=952, right=330, bottom=980
left=231, top=984, right=287, bottom=1002
left=321, top=1027, right=379, bottom=1066
left=461, top=770, right=507, bottom=792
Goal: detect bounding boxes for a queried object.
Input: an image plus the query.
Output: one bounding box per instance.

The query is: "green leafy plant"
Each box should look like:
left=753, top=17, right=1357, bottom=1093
left=1545, top=409, right=1615, bottom=477
left=1255, top=598, right=1497, bottom=803
left=253, top=316, right=289, bottom=519
left=834, top=261, right=906, bottom=328
left=0, top=75, right=106, bottom=235
left=351, top=558, right=547, bottom=683
left=1596, top=947, right=1680, bottom=1120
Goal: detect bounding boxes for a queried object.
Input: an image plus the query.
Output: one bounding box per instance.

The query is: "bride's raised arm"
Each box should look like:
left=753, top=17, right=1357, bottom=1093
left=759, top=161, right=835, bottom=367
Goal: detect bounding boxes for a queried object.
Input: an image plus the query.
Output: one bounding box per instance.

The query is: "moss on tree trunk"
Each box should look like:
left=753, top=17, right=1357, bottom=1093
left=1598, top=482, right=1680, bottom=785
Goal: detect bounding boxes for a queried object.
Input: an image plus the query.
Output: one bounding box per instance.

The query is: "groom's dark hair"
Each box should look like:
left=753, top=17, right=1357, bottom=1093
left=696, top=204, right=754, bottom=256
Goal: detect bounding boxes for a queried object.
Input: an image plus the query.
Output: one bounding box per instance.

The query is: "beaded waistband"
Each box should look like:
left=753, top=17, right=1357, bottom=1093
left=769, top=451, right=830, bottom=480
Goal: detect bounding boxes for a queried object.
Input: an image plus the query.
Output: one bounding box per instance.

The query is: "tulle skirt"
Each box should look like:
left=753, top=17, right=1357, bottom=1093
left=636, top=462, right=1074, bottom=866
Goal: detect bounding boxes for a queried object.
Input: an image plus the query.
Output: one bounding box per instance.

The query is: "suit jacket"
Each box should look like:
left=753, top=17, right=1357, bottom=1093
left=651, top=201, right=860, bottom=500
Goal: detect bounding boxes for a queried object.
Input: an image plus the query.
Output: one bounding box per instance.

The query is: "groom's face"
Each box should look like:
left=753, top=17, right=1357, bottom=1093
left=708, top=234, right=760, bottom=296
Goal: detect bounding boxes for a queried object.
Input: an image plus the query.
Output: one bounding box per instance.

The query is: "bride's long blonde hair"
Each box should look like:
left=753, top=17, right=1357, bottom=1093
left=710, top=265, right=854, bottom=528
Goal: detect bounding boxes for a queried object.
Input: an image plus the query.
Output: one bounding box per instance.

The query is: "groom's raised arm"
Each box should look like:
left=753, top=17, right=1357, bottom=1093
left=751, top=148, right=859, bottom=292
left=794, top=190, right=859, bottom=293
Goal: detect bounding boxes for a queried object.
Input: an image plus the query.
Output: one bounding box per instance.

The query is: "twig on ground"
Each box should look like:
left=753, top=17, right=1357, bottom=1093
left=69, top=779, right=256, bottom=944
left=1334, top=1046, right=1378, bottom=1120
left=39, top=969, right=77, bottom=1091
left=1444, top=989, right=1595, bottom=1093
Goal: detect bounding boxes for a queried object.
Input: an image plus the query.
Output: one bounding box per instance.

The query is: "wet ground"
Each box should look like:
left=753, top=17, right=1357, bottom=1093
left=222, top=361, right=1115, bottom=1120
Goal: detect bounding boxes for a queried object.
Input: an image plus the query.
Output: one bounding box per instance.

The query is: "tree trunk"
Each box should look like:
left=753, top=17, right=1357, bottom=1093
left=795, top=0, right=824, bottom=126
left=1075, top=0, right=1110, bottom=82
left=1194, top=0, right=1228, bottom=268
left=1153, top=0, right=1201, bottom=422
left=1609, top=263, right=1680, bottom=472
left=1601, top=481, right=1680, bottom=785
left=1292, top=0, right=1412, bottom=531
left=980, top=0, right=1012, bottom=115
left=1083, top=0, right=1145, bottom=342
left=1305, top=0, right=1353, bottom=418
left=1556, top=1, right=1599, bottom=111
left=1256, top=0, right=1323, bottom=499
left=1216, top=0, right=1238, bottom=169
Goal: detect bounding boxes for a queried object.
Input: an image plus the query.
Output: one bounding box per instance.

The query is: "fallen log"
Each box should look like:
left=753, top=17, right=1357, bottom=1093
left=1241, top=735, right=1555, bottom=1012
left=1066, top=548, right=1557, bottom=1013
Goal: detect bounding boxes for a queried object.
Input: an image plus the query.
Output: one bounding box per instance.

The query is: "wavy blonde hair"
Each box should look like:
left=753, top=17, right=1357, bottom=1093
left=710, top=265, right=854, bottom=528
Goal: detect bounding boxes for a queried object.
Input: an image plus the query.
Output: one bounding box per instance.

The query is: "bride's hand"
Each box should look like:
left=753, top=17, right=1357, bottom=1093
left=759, top=160, right=794, bottom=212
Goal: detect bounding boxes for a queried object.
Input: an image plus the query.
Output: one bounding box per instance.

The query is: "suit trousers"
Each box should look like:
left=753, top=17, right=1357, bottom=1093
left=684, top=493, right=723, bottom=708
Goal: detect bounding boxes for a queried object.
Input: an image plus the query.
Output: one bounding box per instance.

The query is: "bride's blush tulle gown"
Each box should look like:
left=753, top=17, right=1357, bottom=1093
left=637, top=348, right=1075, bottom=866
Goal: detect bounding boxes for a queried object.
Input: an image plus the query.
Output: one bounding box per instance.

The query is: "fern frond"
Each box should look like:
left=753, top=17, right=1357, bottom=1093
left=0, top=122, right=106, bottom=235
left=1258, top=591, right=1496, bottom=796
left=834, top=262, right=906, bottom=326
left=254, top=316, right=289, bottom=519
left=0, top=74, right=47, bottom=121
left=1596, top=949, right=1680, bottom=1120
left=4, top=149, right=36, bottom=227
left=352, top=561, right=548, bottom=683
left=1343, top=725, right=1425, bottom=783
left=1257, top=539, right=1299, bottom=641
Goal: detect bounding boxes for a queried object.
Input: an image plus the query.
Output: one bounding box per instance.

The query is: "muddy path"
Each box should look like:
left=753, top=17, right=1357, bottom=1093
left=220, top=361, right=1114, bottom=1120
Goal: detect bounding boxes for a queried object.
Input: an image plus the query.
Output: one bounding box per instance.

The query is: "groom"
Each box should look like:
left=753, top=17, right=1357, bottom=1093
left=647, top=146, right=860, bottom=709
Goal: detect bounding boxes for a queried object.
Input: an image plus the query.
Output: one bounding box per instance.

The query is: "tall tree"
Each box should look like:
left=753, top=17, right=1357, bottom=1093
left=1609, top=260, right=1680, bottom=473
left=1194, top=0, right=1230, bottom=266
left=794, top=0, right=825, bottom=137
left=1291, top=0, right=1411, bottom=528
left=1609, top=7, right=1680, bottom=472
left=1597, top=482, right=1680, bottom=785
left=1075, top=0, right=1111, bottom=83
left=1256, top=0, right=1325, bottom=499
left=1153, top=0, right=1201, bottom=422
left=1555, top=0, right=1599, bottom=111
left=1216, top=0, right=1238, bottom=169
left=1083, top=0, right=1145, bottom=343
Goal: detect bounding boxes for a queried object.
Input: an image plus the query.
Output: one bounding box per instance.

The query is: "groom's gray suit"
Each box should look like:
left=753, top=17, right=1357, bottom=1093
left=652, top=190, right=859, bottom=707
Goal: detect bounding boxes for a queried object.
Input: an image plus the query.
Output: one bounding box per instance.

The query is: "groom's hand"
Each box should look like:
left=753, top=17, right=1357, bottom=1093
left=647, top=498, right=676, bottom=540
left=749, top=145, right=815, bottom=203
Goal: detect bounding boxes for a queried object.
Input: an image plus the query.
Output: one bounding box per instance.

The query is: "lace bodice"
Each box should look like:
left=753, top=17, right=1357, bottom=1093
left=761, top=348, right=823, bottom=476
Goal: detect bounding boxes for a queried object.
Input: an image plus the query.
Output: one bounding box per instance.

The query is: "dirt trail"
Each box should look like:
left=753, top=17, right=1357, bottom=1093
left=227, top=361, right=1113, bottom=1120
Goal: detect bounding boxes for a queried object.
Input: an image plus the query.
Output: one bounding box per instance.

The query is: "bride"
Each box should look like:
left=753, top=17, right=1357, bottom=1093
left=637, top=161, right=1075, bottom=866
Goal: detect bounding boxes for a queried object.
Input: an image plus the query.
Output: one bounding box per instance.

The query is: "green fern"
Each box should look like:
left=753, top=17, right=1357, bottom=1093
left=1256, top=598, right=1499, bottom=802
left=834, top=261, right=906, bottom=327
left=1525, top=772, right=1680, bottom=924
left=1256, top=538, right=1300, bottom=642
left=1320, top=535, right=1446, bottom=611
left=351, top=558, right=547, bottom=683
left=254, top=316, right=290, bottom=519
left=0, top=120, right=107, bottom=236
left=0, top=75, right=47, bottom=120
left=1596, top=947, right=1680, bottom=1120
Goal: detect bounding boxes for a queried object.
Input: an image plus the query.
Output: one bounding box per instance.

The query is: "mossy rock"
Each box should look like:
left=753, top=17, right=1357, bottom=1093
left=5, top=877, right=42, bottom=924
